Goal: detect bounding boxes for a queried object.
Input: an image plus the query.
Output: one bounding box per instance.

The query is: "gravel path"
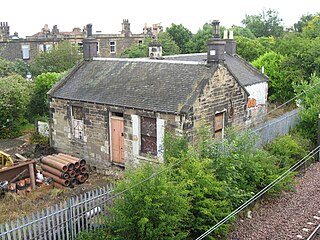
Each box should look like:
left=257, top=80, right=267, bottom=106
left=228, top=161, right=320, bottom=240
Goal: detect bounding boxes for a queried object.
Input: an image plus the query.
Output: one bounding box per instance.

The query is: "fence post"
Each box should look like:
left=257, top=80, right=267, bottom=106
left=68, top=198, right=74, bottom=240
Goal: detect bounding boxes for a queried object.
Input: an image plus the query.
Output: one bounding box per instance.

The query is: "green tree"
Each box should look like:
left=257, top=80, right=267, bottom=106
left=293, top=74, right=320, bottom=142
left=166, top=23, right=193, bottom=54
left=185, top=23, right=212, bottom=53
left=30, top=41, right=82, bottom=76
left=0, top=58, right=31, bottom=78
left=294, top=13, right=318, bottom=32
left=302, top=15, right=320, bottom=39
left=230, top=25, right=256, bottom=39
left=242, top=9, right=284, bottom=37
left=28, top=72, right=64, bottom=121
left=157, top=32, right=180, bottom=56
left=235, top=36, right=267, bottom=62
left=251, top=51, right=289, bottom=102
left=0, top=74, right=32, bottom=138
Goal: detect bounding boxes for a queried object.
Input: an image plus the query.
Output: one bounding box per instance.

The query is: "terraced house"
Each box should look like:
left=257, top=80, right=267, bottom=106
left=48, top=21, right=268, bottom=174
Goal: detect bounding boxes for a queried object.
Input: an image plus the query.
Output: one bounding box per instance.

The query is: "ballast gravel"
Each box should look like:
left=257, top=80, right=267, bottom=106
left=228, top=162, right=320, bottom=240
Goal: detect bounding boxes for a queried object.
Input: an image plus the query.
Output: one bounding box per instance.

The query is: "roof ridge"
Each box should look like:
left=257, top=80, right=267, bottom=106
left=92, top=57, right=205, bottom=65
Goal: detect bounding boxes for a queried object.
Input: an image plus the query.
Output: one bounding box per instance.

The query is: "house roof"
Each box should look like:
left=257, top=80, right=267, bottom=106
left=49, top=58, right=217, bottom=114
left=164, top=53, right=268, bottom=86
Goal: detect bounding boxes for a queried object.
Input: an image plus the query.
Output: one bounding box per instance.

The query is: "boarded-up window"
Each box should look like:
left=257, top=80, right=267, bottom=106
left=72, top=106, right=84, bottom=140
left=141, top=117, right=157, bottom=155
left=214, top=112, right=224, bottom=140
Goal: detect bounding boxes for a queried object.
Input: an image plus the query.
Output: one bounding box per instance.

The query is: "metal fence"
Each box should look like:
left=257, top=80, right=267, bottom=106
left=0, top=109, right=301, bottom=239
left=250, top=108, right=299, bottom=147
left=0, top=184, right=116, bottom=240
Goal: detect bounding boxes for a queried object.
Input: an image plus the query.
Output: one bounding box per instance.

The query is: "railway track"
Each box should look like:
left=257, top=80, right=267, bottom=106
left=297, top=212, right=320, bottom=240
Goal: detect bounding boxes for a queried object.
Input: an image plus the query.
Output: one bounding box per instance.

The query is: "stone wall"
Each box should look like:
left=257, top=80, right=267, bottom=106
left=191, top=64, right=248, bottom=138
left=50, top=98, right=182, bottom=174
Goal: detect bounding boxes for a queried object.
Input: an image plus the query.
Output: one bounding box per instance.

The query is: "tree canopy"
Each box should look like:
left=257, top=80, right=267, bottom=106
left=241, top=9, right=284, bottom=38
left=166, top=23, right=193, bottom=54
left=30, top=41, right=82, bottom=76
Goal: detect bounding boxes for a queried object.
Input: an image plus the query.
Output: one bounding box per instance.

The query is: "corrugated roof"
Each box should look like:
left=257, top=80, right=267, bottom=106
left=50, top=59, right=216, bottom=114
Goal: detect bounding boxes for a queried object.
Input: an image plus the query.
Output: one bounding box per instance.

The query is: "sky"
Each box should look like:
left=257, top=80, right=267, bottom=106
left=1, top=0, right=319, bottom=38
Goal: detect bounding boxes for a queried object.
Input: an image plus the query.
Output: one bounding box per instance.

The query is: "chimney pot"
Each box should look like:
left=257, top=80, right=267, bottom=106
left=223, top=30, right=228, bottom=39
left=86, top=23, right=93, bottom=37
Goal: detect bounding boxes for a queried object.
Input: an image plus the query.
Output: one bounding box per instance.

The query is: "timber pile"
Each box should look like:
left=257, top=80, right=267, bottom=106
left=40, top=153, right=89, bottom=188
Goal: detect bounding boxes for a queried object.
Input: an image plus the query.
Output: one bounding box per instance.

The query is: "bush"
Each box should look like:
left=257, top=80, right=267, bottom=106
left=0, top=74, right=32, bottom=138
left=110, top=164, right=190, bottom=240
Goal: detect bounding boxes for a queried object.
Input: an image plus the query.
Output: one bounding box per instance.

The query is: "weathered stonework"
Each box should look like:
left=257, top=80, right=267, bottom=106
left=50, top=98, right=182, bottom=174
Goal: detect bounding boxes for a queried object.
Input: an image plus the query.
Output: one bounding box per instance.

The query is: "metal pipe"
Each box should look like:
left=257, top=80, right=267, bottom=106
left=46, top=156, right=75, bottom=170
left=70, top=178, right=78, bottom=186
left=42, top=171, right=70, bottom=186
left=40, top=164, right=69, bottom=179
left=41, top=157, right=68, bottom=172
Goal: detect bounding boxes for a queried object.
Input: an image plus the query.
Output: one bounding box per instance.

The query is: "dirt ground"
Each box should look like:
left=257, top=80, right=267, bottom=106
left=0, top=134, right=116, bottom=225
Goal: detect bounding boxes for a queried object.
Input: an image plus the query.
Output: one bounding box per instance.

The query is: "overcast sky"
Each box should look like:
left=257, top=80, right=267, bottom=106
left=2, top=0, right=319, bottom=38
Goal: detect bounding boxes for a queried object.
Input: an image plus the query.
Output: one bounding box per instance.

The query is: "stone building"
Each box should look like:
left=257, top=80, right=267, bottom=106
left=0, top=20, right=161, bottom=62
left=48, top=21, right=268, bottom=173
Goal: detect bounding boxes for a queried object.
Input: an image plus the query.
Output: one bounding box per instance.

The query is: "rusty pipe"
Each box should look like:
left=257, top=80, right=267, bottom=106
left=70, top=178, right=78, bottom=186
left=75, top=168, right=81, bottom=175
left=41, top=157, right=68, bottom=172
left=76, top=175, right=85, bottom=183
left=83, top=173, right=89, bottom=181
left=46, top=156, right=75, bottom=170
left=40, top=164, right=69, bottom=179
left=80, top=166, right=86, bottom=173
left=54, top=154, right=80, bottom=168
left=42, top=171, right=70, bottom=186
left=58, top=153, right=86, bottom=166
left=68, top=170, right=76, bottom=178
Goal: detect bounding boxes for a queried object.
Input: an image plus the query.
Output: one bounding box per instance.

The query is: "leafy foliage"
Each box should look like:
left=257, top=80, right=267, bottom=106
left=185, top=23, right=212, bottom=53
left=235, top=36, right=268, bottom=62
left=166, top=23, right=193, bottom=54
left=0, top=74, right=32, bottom=138
left=242, top=8, right=284, bottom=38
left=302, top=15, right=320, bottom=39
left=157, top=32, right=180, bottom=56
left=251, top=51, right=290, bottom=102
left=111, top=164, right=190, bottom=240
left=28, top=72, right=64, bottom=121
left=293, top=74, right=320, bottom=142
left=294, top=13, right=319, bottom=32
left=30, top=41, right=82, bottom=76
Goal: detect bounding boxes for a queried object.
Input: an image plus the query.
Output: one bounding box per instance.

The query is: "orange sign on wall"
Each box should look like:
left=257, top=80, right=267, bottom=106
left=247, top=98, right=257, bottom=108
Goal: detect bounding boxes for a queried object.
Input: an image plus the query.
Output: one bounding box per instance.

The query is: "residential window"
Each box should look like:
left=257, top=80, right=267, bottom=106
left=39, top=43, right=53, bottom=52
left=72, top=106, right=84, bottom=140
left=21, top=45, right=30, bottom=60
left=110, top=41, right=116, bottom=53
left=141, top=116, right=157, bottom=155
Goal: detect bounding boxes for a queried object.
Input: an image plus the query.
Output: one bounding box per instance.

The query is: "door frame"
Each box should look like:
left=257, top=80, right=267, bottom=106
left=110, top=115, right=125, bottom=165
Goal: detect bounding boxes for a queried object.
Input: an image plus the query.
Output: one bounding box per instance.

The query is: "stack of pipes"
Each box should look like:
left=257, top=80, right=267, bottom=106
left=40, top=153, right=89, bottom=188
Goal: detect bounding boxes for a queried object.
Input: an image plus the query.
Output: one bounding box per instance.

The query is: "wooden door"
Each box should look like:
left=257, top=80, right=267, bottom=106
left=214, top=112, right=224, bottom=140
left=111, top=118, right=124, bottom=164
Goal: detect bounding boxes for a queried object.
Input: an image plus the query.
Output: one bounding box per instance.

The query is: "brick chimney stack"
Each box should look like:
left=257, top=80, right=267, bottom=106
left=207, top=20, right=226, bottom=64
left=83, top=23, right=98, bottom=60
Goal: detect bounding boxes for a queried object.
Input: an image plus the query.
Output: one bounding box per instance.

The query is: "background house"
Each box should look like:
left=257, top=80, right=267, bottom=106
left=0, top=20, right=161, bottom=62
left=47, top=21, right=267, bottom=174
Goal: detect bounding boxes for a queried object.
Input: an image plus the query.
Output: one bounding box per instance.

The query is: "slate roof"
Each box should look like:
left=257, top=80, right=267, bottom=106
left=164, top=53, right=268, bottom=86
left=49, top=58, right=217, bottom=114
